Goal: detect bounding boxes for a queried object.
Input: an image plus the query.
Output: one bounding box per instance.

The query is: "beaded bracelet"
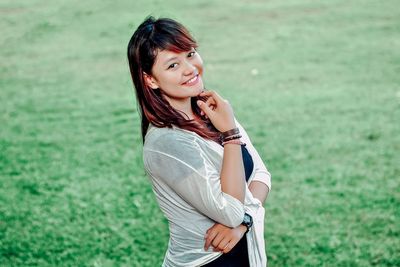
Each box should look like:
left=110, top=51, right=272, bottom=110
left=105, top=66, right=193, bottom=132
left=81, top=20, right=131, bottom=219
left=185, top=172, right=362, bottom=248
left=222, top=139, right=245, bottom=146
left=223, top=134, right=242, bottom=142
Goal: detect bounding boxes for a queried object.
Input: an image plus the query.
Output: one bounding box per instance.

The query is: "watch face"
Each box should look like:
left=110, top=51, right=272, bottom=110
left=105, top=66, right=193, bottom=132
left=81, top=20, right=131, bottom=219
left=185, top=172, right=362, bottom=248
left=244, top=213, right=253, bottom=227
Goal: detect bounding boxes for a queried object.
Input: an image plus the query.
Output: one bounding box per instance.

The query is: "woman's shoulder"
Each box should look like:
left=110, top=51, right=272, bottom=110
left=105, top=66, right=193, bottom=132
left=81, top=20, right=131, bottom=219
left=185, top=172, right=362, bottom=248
left=143, top=125, right=214, bottom=168
left=144, top=124, right=199, bottom=150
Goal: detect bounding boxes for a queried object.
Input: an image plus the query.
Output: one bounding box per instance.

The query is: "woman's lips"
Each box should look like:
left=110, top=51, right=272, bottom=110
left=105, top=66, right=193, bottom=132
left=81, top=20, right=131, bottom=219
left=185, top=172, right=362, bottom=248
left=182, top=74, right=199, bottom=86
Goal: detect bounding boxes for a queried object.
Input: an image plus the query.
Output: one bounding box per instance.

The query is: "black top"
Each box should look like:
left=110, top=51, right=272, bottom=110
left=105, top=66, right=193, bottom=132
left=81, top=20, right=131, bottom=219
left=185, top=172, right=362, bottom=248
left=241, top=144, right=254, bottom=182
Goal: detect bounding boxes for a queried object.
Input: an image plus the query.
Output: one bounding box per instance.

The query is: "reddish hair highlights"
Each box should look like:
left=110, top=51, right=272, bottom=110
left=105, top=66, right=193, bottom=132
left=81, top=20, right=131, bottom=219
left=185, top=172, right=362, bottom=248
left=127, top=16, right=220, bottom=143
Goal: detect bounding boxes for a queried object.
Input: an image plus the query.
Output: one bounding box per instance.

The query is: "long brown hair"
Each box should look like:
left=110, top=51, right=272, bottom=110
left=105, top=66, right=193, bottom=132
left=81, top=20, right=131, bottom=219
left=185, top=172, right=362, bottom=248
left=127, top=16, right=220, bottom=143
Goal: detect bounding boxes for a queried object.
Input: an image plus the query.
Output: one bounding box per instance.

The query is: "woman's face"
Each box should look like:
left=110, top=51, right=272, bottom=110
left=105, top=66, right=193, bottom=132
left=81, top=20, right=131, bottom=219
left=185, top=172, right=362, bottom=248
left=145, top=48, right=204, bottom=101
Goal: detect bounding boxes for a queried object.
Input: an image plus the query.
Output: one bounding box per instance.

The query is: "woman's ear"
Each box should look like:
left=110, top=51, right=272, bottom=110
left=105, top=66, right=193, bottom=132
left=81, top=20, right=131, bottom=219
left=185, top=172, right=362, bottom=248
left=143, top=72, right=159, bottom=89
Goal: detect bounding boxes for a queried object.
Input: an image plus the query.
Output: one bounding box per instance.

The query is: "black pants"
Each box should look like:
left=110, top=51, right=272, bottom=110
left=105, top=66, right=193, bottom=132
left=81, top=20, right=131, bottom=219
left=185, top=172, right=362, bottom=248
left=202, top=236, right=249, bottom=267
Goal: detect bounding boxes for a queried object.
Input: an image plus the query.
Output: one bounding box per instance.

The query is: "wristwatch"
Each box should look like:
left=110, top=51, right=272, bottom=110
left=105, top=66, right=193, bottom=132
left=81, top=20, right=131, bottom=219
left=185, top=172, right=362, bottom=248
left=241, top=213, right=253, bottom=234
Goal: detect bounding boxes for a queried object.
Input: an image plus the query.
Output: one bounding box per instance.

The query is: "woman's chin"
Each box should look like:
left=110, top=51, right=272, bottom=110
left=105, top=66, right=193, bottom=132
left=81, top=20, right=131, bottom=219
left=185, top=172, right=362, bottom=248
left=187, top=84, right=204, bottom=96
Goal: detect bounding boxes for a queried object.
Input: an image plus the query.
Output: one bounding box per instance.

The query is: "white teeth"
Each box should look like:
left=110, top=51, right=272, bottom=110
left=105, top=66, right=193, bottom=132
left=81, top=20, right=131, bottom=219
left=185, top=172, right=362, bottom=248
left=186, top=75, right=197, bottom=84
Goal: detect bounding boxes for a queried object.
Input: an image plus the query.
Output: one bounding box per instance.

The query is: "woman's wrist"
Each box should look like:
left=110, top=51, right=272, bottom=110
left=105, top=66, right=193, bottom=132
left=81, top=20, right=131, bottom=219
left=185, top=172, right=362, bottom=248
left=222, top=139, right=244, bottom=146
left=238, top=224, right=247, bottom=235
left=219, top=121, right=236, bottom=133
left=221, top=127, right=239, bottom=138
left=220, top=126, right=242, bottom=145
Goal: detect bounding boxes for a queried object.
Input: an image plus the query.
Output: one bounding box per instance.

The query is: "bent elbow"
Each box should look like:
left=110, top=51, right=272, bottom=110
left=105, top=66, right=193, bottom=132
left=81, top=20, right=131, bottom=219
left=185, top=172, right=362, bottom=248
left=217, top=192, right=245, bottom=227
left=223, top=212, right=244, bottom=228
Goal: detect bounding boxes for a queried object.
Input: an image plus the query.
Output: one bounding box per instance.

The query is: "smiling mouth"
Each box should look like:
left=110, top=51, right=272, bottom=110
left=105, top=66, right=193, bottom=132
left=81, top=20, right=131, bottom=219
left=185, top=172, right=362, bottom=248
left=182, top=74, right=199, bottom=86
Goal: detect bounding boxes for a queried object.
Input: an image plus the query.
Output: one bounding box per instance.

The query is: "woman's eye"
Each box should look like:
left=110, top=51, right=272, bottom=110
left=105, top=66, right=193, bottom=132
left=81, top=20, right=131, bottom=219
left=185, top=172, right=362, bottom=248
left=188, top=51, right=196, bottom=58
left=168, top=63, right=178, bottom=69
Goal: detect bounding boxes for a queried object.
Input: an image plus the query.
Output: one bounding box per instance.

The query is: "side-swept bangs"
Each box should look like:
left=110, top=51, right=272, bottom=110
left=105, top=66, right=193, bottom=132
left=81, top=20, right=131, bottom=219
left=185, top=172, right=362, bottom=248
left=139, top=17, right=198, bottom=74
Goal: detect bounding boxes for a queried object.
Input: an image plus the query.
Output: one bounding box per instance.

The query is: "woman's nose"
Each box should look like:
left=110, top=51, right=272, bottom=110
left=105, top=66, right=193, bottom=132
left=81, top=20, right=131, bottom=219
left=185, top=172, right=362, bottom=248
left=182, top=60, right=196, bottom=76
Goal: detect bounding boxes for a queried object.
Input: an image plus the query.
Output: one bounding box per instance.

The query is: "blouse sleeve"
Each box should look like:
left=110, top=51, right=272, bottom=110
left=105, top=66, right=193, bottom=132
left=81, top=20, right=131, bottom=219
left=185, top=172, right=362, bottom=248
left=235, top=119, right=272, bottom=191
left=143, top=131, right=245, bottom=228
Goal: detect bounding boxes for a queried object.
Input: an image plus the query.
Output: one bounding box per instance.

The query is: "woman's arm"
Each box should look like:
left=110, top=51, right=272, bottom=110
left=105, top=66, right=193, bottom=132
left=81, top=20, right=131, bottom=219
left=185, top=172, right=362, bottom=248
left=197, top=90, right=246, bottom=203
left=248, top=181, right=269, bottom=204
left=235, top=119, right=272, bottom=204
left=220, top=143, right=246, bottom=203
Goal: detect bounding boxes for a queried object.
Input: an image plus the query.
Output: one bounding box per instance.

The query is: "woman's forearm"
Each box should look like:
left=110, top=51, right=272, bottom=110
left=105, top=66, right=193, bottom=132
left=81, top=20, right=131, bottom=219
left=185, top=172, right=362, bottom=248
left=220, top=143, right=246, bottom=203
left=248, top=181, right=269, bottom=204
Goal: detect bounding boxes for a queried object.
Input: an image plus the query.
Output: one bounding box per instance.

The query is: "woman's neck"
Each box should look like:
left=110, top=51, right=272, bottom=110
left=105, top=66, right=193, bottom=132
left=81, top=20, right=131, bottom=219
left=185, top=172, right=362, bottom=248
left=164, top=95, right=196, bottom=120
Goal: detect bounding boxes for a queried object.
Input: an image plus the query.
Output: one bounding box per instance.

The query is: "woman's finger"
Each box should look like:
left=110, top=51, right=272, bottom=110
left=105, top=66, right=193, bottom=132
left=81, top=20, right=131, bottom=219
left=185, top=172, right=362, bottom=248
left=205, top=97, right=216, bottom=111
left=205, top=96, right=216, bottom=107
left=216, top=238, right=230, bottom=252
left=222, top=234, right=242, bottom=254
left=200, top=90, right=224, bottom=105
left=204, top=229, right=218, bottom=251
left=222, top=242, right=233, bottom=254
left=197, top=100, right=214, bottom=119
left=211, top=232, right=224, bottom=249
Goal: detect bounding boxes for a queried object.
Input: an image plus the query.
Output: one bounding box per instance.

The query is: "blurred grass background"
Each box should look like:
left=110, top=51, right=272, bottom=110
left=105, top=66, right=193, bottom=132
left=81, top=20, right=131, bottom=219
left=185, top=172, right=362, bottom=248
left=1, top=0, right=399, bottom=266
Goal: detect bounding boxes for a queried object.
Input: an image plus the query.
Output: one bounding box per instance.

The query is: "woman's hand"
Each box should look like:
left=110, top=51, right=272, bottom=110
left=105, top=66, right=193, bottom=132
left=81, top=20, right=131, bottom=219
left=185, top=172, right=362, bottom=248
left=204, top=223, right=247, bottom=254
left=196, top=90, right=236, bottom=132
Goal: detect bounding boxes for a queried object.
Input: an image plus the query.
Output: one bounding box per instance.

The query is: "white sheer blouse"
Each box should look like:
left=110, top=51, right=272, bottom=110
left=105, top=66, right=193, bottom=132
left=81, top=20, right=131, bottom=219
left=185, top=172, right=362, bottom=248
left=143, top=119, right=271, bottom=267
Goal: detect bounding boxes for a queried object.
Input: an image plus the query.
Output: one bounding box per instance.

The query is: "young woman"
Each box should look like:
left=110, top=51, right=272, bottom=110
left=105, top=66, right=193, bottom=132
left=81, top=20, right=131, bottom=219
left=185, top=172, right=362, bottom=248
left=127, top=16, right=271, bottom=267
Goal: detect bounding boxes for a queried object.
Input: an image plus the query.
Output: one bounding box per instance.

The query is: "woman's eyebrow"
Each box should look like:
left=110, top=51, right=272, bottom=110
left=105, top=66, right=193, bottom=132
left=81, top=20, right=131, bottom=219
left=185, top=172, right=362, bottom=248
left=163, top=56, right=178, bottom=66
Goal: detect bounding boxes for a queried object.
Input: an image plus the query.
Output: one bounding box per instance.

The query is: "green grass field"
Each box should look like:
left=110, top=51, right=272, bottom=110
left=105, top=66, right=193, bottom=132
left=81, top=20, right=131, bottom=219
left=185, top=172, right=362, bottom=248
left=1, top=0, right=399, bottom=266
